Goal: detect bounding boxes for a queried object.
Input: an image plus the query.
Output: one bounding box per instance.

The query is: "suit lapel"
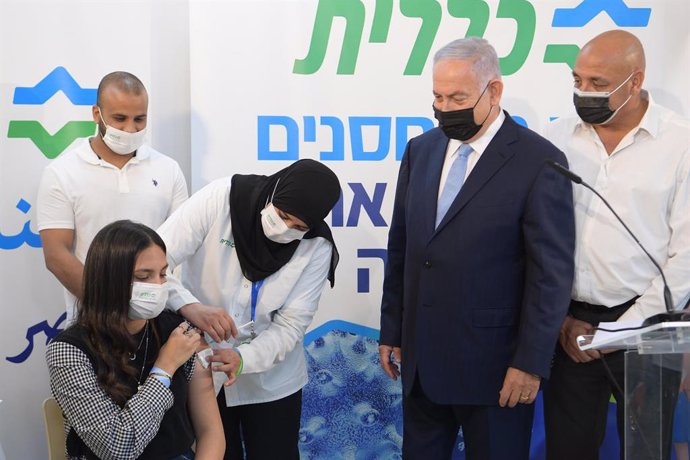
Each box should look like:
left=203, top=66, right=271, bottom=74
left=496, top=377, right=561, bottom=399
left=432, top=114, right=519, bottom=236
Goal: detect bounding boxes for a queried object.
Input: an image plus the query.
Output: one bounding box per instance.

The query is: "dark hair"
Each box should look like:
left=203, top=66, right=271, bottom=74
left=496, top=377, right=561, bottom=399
left=76, top=220, right=166, bottom=405
left=96, top=71, right=147, bottom=107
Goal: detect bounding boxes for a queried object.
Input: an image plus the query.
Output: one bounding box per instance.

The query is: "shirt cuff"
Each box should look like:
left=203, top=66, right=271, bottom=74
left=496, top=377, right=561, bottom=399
left=36, top=221, right=75, bottom=231
left=235, top=344, right=257, bottom=374
left=149, top=367, right=173, bottom=388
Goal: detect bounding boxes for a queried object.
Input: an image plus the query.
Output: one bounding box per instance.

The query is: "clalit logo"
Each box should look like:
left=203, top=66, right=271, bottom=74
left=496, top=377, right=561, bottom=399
left=294, top=0, right=651, bottom=76
left=7, top=66, right=97, bottom=159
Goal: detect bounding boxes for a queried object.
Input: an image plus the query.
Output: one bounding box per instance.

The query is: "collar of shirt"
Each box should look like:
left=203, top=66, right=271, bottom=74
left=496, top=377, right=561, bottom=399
left=76, top=138, right=150, bottom=166
left=438, top=109, right=506, bottom=200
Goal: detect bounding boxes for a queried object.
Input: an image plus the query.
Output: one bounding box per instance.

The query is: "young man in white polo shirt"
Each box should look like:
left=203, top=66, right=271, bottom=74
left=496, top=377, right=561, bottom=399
left=37, top=71, right=188, bottom=323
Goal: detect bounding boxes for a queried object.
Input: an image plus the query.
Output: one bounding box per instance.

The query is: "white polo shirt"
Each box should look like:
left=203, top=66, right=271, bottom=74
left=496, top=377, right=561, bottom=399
left=37, top=138, right=189, bottom=321
left=158, top=177, right=332, bottom=406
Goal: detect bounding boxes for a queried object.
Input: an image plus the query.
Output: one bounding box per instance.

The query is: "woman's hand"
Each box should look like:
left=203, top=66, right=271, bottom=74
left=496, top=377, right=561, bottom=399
left=209, top=348, right=243, bottom=387
left=154, top=321, right=201, bottom=375
left=179, top=303, right=238, bottom=343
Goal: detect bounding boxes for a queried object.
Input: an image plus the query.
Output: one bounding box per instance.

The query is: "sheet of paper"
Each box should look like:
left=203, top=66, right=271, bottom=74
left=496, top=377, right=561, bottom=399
left=580, top=320, right=690, bottom=351
left=589, top=320, right=645, bottom=347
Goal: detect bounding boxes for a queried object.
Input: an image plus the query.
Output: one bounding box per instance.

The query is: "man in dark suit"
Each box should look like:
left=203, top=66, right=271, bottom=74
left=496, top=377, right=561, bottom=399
left=378, top=37, right=576, bottom=460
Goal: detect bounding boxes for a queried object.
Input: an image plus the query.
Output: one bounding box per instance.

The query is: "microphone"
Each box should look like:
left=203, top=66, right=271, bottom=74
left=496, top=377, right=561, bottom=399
left=545, top=159, right=681, bottom=326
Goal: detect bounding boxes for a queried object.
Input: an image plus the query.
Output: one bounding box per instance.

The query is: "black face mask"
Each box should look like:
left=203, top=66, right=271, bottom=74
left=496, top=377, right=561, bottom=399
left=572, top=93, right=621, bottom=125
left=433, top=83, right=491, bottom=141
left=572, top=73, right=633, bottom=125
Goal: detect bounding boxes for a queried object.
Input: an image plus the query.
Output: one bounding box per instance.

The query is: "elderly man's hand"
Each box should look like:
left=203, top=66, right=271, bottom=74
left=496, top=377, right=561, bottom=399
left=499, top=367, right=540, bottom=407
left=379, top=345, right=402, bottom=380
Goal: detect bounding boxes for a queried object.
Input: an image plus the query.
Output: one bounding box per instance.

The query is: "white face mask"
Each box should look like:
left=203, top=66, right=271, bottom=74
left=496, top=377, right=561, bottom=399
left=129, top=282, right=168, bottom=320
left=97, top=107, right=147, bottom=155
left=260, top=203, right=308, bottom=244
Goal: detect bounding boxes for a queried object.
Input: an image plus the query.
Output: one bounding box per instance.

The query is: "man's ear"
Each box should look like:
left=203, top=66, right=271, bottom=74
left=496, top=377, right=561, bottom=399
left=631, top=70, right=645, bottom=95
left=489, top=79, right=504, bottom=105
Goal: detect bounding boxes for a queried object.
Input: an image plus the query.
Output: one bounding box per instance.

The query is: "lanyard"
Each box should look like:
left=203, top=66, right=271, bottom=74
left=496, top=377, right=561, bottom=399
left=250, top=279, right=264, bottom=322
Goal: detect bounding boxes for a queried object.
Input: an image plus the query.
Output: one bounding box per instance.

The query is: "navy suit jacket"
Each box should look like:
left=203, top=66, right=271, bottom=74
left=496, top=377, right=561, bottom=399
left=380, top=113, right=575, bottom=405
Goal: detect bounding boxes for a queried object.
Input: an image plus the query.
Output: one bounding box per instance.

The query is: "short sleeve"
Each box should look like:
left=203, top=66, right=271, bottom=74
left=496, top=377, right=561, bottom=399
left=37, top=167, right=75, bottom=231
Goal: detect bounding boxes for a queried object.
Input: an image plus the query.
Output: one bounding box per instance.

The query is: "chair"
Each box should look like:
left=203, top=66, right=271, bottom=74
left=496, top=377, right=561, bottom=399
left=42, top=398, right=66, bottom=460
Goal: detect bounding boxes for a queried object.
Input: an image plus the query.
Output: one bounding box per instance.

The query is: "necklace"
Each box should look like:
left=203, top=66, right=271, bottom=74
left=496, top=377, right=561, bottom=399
left=135, top=322, right=150, bottom=391
left=129, top=321, right=148, bottom=361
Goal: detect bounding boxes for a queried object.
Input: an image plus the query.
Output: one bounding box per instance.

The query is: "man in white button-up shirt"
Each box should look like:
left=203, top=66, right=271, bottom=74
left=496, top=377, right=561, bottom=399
left=543, top=30, right=690, bottom=460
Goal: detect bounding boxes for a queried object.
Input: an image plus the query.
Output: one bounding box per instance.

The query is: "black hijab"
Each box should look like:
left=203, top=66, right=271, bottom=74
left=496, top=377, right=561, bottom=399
left=229, top=159, right=341, bottom=286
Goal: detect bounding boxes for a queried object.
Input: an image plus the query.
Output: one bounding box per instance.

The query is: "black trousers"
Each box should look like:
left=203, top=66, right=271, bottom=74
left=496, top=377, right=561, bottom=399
left=543, top=300, right=680, bottom=460
left=217, top=388, right=302, bottom=460
left=403, top=374, right=534, bottom=460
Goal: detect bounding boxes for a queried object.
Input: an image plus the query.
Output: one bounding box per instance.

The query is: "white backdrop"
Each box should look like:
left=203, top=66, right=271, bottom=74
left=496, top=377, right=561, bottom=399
left=0, top=0, right=688, bottom=458
left=188, top=0, right=690, bottom=352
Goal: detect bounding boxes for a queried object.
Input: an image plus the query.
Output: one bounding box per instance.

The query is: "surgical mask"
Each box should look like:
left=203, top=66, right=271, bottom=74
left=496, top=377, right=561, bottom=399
left=129, top=282, right=168, bottom=320
left=261, top=203, right=308, bottom=244
left=433, top=83, right=492, bottom=141
left=97, top=107, right=147, bottom=155
left=573, top=73, right=634, bottom=125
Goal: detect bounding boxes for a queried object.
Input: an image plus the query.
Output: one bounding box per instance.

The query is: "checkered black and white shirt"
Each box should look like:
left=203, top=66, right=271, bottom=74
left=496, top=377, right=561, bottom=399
left=46, top=340, right=195, bottom=460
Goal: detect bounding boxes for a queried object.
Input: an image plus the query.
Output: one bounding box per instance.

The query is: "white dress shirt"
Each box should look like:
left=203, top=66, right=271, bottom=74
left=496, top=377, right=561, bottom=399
left=437, top=109, right=506, bottom=198
left=544, top=94, right=690, bottom=323
left=157, top=177, right=332, bottom=405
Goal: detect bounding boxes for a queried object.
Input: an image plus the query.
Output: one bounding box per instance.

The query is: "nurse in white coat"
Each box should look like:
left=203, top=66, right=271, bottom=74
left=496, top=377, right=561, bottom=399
left=157, top=159, right=340, bottom=460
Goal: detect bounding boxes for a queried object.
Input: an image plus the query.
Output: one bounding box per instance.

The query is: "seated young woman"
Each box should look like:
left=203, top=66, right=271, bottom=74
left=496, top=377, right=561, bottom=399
left=46, top=220, right=224, bottom=459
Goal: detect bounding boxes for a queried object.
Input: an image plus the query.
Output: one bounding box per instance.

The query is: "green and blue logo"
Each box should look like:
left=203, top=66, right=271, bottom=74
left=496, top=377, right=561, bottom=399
left=7, top=66, right=97, bottom=159
left=294, top=0, right=651, bottom=75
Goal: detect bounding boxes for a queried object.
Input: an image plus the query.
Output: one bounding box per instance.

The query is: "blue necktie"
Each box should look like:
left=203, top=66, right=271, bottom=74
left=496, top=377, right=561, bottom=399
left=436, top=143, right=472, bottom=228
